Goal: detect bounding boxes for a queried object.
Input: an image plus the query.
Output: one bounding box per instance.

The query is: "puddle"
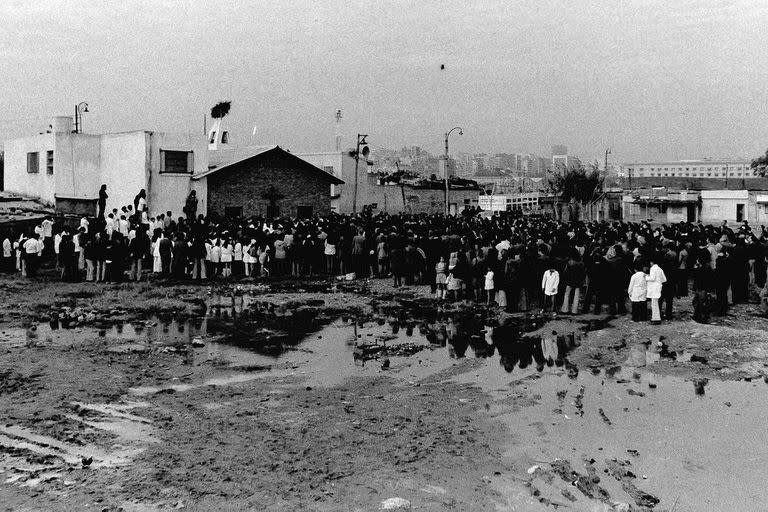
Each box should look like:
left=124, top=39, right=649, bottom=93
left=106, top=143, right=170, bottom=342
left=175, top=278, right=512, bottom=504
left=0, top=400, right=156, bottom=488
left=457, top=361, right=768, bottom=511
left=5, top=292, right=767, bottom=509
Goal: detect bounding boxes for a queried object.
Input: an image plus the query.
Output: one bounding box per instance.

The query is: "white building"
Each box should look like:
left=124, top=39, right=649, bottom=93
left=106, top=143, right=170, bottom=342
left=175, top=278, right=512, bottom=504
left=295, top=151, right=373, bottom=213
left=700, top=190, right=749, bottom=224
left=478, top=192, right=540, bottom=212
left=620, top=159, right=754, bottom=179
left=3, top=116, right=208, bottom=217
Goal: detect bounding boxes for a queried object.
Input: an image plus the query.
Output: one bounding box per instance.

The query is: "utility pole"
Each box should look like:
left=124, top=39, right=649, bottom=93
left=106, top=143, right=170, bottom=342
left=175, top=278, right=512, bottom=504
left=725, top=162, right=729, bottom=188
left=352, top=134, right=368, bottom=214
left=604, top=148, right=611, bottom=177
left=444, top=127, right=463, bottom=216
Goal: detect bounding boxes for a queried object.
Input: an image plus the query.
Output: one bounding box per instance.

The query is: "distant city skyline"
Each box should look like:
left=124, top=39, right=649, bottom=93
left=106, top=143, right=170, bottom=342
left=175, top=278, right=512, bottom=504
left=1, top=0, right=766, bottom=164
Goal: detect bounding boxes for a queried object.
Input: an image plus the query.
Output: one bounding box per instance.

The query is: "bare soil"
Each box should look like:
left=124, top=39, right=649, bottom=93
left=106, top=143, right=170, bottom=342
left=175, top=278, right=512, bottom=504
left=2, top=272, right=768, bottom=511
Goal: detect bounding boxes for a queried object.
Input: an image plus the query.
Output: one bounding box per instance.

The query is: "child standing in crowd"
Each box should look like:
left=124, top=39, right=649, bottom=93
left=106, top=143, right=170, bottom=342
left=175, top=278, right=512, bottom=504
left=435, top=256, right=447, bottom=300
left=221, top=240, right=233, bottom=278
left=210, top=240, right=222, bottom=279
left=484, top=265, right=495, bottom=306
left=258, top=243, right=270, bottom=276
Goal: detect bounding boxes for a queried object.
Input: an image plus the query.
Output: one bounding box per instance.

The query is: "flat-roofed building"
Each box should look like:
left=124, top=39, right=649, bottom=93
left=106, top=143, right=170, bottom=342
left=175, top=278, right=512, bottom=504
left=620, top=159, right=755, bottom=179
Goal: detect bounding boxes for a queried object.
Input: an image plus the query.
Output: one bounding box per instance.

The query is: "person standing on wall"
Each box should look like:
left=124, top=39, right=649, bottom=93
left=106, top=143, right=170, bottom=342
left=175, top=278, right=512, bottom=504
left=98, top=184, right=108, bottom=220
left=183, top=191, right=198, bottom=221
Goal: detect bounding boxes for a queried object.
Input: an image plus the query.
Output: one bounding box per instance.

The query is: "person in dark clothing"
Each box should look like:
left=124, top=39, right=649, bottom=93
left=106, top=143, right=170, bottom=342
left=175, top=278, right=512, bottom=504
left=587, top=250, right=609, bottom=314
left=729, top=239, right=749, bottom=304
left=190, top=236, right=207, bottom=281
left=159, top=235, right=173, bottom=275
left=659, top=242, right=678, bottom=320
left=605, top=245, right=628, bottom=315
left=714, top=247, right=731, bottom=316
left=129, top=229, right=150, bottom=281
left=184, top=191, right=198, bottom=221
left=172, top=233, right=188, bottom=278
left=98, top=184, right=108, bottom=220
left=504, top=253, right=522, bottom=313
left=560, top=251, right=586, bottom=315
left=59, top=235, right=77, bottom=282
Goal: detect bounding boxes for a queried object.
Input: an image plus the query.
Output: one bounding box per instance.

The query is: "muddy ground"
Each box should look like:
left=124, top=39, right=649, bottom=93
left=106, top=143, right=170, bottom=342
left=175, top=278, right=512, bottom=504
left=1, top=272, right=768, bottom=511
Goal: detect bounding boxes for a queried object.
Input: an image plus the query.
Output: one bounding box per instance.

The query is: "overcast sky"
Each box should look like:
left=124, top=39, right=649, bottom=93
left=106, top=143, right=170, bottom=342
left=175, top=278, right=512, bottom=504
left=1, top=0, right=767, bottom=163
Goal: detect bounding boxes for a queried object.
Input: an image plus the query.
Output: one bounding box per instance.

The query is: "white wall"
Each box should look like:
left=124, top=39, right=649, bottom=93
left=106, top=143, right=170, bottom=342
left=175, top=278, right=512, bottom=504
left=4, top=134, right=56, bottom=203
left=296, top=151, right=373, bottom=213
left=4, top=129, right=208, bottom=219
left=147, top=132, right=208, bottom=218
left=700, top=190, right=748, bottom=224
left=99, top=131, right=148, bottom=215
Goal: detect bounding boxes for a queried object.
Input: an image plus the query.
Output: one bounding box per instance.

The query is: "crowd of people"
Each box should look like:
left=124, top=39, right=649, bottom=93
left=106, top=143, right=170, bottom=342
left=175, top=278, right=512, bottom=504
left=3, top=185, right=767, bottom=325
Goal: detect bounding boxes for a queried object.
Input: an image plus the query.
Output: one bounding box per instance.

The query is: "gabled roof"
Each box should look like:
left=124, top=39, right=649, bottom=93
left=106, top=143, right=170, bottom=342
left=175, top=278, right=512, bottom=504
left=193, top=145, right=344, bottom=184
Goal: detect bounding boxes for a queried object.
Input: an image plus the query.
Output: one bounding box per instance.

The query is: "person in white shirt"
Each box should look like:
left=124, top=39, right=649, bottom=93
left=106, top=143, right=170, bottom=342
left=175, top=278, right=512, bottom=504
left=233, top=240, right=243, bottom=278
left=627, top=263, right=648, bottom=322
left=23, top=234, right=40, bottom=277
left=41, top=217, right=54, bottom=260
left=79, top=216, right=89, bottom=234
left=221, top=240, right=233, bottom=278
left=210, top=240, right=222, bottom=279
left=2, top=237, right=12, bottom=273
left=541, top=267, right=560, bottom=315
left=117, top=215, right=130, bottom=236
left=646, top=255, right=667, bottom=325
left=484, top=267, right=495, bottom=306
left=14, top=236, right=23, bottom=272
left=54, top=231, right=63, bottom=269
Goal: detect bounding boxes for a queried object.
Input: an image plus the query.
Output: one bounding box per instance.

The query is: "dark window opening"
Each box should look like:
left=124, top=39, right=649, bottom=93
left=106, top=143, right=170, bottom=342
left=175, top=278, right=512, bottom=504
left=161, top=150, right=192, bottom=174
left=221, top=131, right=229, bottom=144
left=46, top=150, right=54, bottom=174
left=27, top=152, right=39, bottom=173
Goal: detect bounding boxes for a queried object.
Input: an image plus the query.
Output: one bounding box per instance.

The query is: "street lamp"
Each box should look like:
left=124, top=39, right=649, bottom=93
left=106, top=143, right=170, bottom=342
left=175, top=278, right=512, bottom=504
left=74, top=102, right=89, bottom=133
left=350, top=134, right=369, bottom=214
left=444, top=126, right=463, bottom=215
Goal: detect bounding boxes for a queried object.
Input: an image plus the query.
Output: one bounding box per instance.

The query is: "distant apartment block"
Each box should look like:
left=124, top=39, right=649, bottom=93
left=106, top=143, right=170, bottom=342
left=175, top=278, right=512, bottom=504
left=619, top=159, right=755, bottom=179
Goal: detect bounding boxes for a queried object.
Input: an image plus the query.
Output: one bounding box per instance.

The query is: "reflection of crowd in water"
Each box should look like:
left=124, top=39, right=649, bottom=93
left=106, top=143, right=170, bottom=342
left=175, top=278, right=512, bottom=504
left=402, top=309, right=582, bottom=374
left=5, top=195, right=766, bottom=325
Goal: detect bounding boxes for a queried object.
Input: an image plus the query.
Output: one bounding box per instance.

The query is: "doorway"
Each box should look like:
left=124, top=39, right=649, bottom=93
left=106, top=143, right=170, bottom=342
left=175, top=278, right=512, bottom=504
left=686, top=204, right=696, bottom=222
left=736, top=203, right=745, bottom=222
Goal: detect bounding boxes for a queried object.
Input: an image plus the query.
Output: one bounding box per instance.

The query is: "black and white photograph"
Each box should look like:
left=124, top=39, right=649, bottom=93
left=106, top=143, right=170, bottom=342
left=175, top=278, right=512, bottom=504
left=1, top=1, right=768, bottom=510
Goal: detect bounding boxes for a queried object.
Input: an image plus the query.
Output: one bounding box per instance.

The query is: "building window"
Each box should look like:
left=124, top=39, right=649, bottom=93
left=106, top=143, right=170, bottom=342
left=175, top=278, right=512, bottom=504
left=46, top=150, right=54, bottom=174
left=160, top=150, right=193, bottom=174
left=221, top=131, right=229, bottom=144
left=323, top=166, right=335, bottom=175
left=27, top=152, right=39, bottom=173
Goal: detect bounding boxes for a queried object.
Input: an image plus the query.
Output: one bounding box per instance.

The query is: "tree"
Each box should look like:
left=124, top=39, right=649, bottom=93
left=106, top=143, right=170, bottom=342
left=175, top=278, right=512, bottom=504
left=211, top=101, right=231, bottom=119
left=547, top=162, right=604, bottom=221
left=750, top=148, right=768, bottom=176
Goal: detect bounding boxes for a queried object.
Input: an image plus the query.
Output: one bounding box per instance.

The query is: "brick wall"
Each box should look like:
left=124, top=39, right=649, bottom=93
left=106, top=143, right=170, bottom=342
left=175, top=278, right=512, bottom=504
left=206, top=152, right=333, bottom=218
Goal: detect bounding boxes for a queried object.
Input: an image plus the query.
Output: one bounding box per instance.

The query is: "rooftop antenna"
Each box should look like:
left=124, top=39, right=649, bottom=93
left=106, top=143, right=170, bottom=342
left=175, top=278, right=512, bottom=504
left=335, top=109, right=342, bottom=151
